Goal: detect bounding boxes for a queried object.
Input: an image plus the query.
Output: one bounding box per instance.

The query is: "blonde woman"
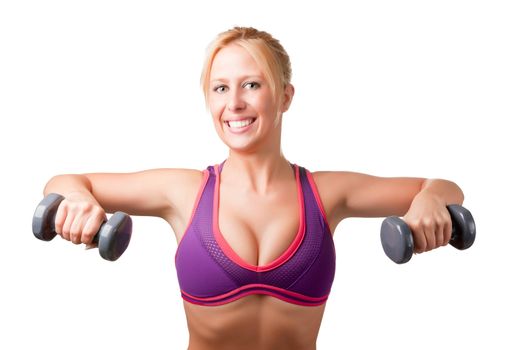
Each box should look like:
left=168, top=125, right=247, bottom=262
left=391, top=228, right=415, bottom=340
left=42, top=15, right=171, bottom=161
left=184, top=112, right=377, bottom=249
left=43, top=27, right=464, bottom=350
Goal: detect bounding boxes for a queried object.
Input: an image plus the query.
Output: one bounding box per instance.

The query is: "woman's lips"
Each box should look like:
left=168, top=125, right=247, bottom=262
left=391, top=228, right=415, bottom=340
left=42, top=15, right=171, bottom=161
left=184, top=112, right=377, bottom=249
left=224, top=117, right=256, bottom=134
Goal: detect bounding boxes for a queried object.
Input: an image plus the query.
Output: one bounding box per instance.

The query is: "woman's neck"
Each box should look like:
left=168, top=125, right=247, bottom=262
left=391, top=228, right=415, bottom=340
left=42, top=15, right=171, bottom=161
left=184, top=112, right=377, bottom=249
left=222, top=150, right=293, bottom=195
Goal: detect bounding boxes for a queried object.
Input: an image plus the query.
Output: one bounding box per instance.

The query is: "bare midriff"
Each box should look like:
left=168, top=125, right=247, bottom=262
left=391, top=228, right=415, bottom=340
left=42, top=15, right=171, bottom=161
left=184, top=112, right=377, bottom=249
left=183, top=294, right=326, bottom=350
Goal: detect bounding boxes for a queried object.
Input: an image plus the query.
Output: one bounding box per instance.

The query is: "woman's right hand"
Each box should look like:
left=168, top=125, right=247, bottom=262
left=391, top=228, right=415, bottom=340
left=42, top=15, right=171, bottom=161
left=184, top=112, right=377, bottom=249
left=54, top=191, right=107, bottom=247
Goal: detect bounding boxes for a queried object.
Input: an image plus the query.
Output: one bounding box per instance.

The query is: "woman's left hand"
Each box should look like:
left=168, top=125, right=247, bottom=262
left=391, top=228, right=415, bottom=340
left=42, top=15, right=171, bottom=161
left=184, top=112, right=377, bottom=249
left=402, top=191, right=453, bottom=254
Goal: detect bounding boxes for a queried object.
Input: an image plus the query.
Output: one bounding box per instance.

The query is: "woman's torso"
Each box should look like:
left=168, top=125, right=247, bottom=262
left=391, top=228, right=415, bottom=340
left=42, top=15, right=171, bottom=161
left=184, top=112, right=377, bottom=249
left=167, top=162, right=340, bottom=350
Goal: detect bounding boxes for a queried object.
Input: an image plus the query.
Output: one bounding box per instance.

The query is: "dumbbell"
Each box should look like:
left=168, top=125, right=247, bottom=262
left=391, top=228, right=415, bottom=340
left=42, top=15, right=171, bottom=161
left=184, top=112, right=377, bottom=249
left=380, top=204, right=476, bottom=264
left=32, top=193, right=132, bottom=261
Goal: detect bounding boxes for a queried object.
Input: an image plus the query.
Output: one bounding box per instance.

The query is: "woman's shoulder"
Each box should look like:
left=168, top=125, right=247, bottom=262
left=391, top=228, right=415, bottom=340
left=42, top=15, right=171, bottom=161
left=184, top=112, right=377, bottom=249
left=147, top=167, right=208, bottom=225
left=123, top=167, right=208, bottom=208
left=308, top=169, right=361, bottom=183
left=305, top=169, right=374, bottom=227
left=159, top=167, right=206, bottom=180
left=117, top=167, right=206, bottom=188
left=307, top=169, right=379, bottom=205
left=156, top=167, right=208, bottom=195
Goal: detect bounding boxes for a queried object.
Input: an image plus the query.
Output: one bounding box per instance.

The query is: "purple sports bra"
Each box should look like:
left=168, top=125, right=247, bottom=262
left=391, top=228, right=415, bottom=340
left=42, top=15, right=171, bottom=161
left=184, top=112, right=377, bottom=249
left=174, top=162, right=336, bottom=307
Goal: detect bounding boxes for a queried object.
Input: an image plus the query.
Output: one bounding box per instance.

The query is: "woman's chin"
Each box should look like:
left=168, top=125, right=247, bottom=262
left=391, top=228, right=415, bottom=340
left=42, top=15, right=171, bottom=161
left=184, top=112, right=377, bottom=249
left=219, top=135, right=261, bottom=154
left=224, top=141, right=256, bottom=153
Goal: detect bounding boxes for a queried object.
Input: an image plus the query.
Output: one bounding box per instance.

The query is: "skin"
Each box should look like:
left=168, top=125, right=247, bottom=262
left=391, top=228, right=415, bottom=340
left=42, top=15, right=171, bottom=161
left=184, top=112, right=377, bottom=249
left=44, top=43, right=464, bottom=350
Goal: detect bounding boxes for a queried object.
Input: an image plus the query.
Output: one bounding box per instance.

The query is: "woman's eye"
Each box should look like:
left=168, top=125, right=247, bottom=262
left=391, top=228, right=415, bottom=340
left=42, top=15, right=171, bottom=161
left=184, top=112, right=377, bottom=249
left=244, top=82, right=260, bottom=89
left=214, top=85, right=228, bottom=93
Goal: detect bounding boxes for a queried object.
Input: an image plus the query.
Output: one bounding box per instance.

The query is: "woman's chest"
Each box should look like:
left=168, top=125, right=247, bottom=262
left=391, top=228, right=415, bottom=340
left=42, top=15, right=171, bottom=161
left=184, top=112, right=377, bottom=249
left=218, top=185, right=301, bottom=267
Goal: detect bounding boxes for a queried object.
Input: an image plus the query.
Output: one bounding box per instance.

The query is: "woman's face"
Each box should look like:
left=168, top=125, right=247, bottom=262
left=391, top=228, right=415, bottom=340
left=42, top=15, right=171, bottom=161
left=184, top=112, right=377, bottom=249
left=208, top=44, right=287, bottom=153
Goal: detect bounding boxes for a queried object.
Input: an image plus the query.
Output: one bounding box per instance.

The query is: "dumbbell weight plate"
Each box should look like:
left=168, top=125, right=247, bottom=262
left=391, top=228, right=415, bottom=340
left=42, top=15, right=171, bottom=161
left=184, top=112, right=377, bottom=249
left=380, top=216, right=414, bottom=264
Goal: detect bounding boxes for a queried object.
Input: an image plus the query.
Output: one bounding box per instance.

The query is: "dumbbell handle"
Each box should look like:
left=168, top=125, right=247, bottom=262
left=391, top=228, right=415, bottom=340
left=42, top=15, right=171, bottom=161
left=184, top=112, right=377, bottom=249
left=32, top=193, right=132, bottom=261
left=380, top=204, right=476, bottom=264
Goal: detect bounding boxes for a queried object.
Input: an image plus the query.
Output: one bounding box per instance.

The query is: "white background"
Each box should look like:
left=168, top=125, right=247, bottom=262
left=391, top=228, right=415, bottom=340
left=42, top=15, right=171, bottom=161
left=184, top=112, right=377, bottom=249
left=1, top=1, right=509, bottom=349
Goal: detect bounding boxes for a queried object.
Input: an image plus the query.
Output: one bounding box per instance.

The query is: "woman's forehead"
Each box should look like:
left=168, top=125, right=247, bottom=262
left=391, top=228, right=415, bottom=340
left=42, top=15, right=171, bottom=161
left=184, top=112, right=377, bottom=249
left=210, top=44, right=263, bottom=81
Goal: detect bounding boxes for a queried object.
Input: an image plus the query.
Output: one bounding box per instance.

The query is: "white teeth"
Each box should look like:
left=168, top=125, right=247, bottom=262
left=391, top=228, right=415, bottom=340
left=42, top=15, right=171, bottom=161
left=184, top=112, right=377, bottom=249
left=227, top=118, right=254, bottom=128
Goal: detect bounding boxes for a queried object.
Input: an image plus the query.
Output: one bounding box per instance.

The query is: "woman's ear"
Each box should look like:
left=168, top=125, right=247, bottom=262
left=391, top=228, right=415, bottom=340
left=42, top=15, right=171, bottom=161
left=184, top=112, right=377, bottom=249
left=281, top=83, right=295, bottom=113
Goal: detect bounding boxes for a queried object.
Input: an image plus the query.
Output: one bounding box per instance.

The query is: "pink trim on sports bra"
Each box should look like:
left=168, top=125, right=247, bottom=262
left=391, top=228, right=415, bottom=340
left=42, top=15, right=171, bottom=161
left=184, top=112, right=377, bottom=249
left=181, top=283, right=328, bottom=307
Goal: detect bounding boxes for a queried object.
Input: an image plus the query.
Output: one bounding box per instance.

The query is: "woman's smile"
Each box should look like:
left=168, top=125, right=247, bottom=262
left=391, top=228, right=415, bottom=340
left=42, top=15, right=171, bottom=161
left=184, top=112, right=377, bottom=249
left=224, top=117, right=257, bottom=134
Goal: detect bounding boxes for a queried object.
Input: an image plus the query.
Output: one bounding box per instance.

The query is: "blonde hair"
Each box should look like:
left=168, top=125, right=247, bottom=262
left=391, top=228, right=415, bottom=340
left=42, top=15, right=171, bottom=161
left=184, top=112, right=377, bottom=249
left=200, top=27, right=292, bottom=106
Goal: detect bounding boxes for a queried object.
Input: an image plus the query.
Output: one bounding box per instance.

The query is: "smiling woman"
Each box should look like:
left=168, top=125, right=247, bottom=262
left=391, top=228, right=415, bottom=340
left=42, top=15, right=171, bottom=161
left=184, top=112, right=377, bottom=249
left=206, top=42, right=294, bottom=153
left=42, top=26, right=464, bottom=350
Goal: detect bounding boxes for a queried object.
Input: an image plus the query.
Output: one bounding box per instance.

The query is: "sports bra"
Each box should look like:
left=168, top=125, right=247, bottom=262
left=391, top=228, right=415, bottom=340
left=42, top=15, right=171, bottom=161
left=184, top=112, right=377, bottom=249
left=174, top=162, right=336, bottom=307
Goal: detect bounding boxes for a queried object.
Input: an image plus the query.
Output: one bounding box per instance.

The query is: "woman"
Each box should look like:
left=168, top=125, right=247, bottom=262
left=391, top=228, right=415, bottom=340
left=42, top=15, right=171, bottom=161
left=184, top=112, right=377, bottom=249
left=43, top=27, right=464, bottom=350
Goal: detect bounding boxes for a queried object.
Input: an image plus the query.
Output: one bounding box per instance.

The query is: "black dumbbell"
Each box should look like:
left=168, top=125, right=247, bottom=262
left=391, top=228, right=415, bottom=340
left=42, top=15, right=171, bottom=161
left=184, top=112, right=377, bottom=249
left=380, top=204, right=476, bottom=264
left=32, top=193, right=132, bottom=261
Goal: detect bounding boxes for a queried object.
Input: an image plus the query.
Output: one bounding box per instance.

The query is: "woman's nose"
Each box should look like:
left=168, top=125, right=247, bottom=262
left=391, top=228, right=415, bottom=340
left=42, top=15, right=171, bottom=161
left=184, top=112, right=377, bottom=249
left=227, top=89, right=246, bottom=111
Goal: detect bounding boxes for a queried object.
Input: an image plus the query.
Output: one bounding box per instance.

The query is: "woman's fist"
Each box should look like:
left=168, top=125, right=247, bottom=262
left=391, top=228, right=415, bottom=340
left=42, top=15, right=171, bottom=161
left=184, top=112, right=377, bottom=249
left=54, top=191, right=106, bottom=246
left=403, top=192, right=453, bottom=254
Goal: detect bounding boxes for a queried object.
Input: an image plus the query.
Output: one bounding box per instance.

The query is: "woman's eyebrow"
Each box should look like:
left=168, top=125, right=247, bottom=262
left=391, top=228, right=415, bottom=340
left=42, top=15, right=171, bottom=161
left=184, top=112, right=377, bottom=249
left=210, top=75, right=264, bottom=83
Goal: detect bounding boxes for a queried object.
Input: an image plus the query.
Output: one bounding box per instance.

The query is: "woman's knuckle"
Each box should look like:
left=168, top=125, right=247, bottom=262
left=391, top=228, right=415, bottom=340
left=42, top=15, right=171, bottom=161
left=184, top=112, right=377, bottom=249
left=70, top=229, right=79, bottom=239
left=82, top=202, right=94, bottom=212
left=82, top=230, right=95, bottom=243
left=422, top=218, right=434, bottom=230
left=92, top=206, right=105, bottom=218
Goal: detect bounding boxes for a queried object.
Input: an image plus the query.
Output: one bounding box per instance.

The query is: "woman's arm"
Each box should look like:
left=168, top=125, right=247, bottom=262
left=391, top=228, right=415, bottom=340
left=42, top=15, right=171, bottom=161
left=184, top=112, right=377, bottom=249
left=312, top=171, right=464, bottom=252
left=43, top=168, right=203, bottom=245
